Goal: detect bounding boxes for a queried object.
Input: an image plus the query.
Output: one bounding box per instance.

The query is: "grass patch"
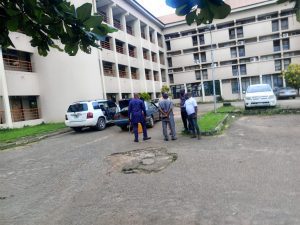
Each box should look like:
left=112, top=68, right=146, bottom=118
left=0, top=123, right=66, bottom=143
left=217, top=105, right=238, bottom=113
left=198, top=112, right=227, bottom=132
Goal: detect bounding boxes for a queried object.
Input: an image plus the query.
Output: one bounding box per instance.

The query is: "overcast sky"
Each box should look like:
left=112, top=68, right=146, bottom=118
left=136, top=0, right=174, bottom=17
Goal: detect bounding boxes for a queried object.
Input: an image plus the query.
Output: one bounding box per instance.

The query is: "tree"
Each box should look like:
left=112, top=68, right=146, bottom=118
left=166, top=0, right=300, bottom=26
left=282, top=64, right=300, bottom=93
left=139, top=92, right=151, bottom=101
left=161, top=85, right=170, bottom=94
left=0, top=0, right=117, bottom=56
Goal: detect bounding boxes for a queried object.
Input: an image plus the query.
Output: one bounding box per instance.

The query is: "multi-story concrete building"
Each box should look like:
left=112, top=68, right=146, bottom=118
left=161, top=0, right=300, bottom=102
left=1, top=0, right=299, bottom=128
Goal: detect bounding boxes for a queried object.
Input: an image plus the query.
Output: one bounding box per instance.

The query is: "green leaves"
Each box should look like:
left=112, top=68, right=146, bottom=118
left=282, top=64, right=300, bottom=89
left=277, top=0, right=300, bottom=22
left=166, top=0, right=231, bottom=26
left=1, top=0, right=117, bottom=56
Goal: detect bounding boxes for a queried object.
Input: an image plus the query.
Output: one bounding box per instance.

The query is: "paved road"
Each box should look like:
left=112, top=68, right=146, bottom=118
left=1, top=115, right=300, bottom=225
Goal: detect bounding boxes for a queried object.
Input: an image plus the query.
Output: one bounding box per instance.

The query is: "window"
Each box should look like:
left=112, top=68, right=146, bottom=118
left=195, top=70, right=201, bottom=80
left=194, top=53, right=200, bottom=61
left=262, top=75, right=272, bottom=86
left=204, top=80, right=221, bottom=96
left=229, top=28, right=235, bottom=39
left=241, top=77, right=251, bottom=92
left=169, top=74, right=174, bottom=83
left=273, top=40, right=281, bottom=52
left=283, top=58, right=291, bottom=69
left=187, top=82, right=202, bottom=97
left=202, top=69, right=208, bottom=79
left=282, top=38, right=290, bottom=50
left=171, top=84, right=185, bottom=98
left=238, top=46, right=245, bottom=57
left=192, top=36, right=198, bottom=46
left=251, top=76, right=260, bottom=85
left=231, top=79, right=239, bottom=94
left=275, top=59, right=282, bottom=71
left=232, top=65, right=238, bottom=76
left=281, top=18, right=289, bottom=30
left=272, top=20, right=279, bottom=32
left=167, top=58, right=173, bottom=67
left=199, top=34, right=205, bottom=45
left=231, top=47, right=237, bottom=58
left=236, top=27, right=244, bottom=38
left=166, top=41, right=171, bottom=50
left=200, top=52, right=206, bottom=62
left=240, top=64, right=247, bottom=75
left=273, top=74, right=283, bottom=87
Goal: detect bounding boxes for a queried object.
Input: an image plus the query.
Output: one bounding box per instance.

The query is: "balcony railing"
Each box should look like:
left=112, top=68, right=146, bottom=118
left=131, top=72, right=139, bottom=79
left=143, top=53, right=149, bottom=60
left=129, top=49, right=136, bottom=58
left=158, top=40, right=163, bottom=48
left=146, top=74, right=151, bottom=80
left=101, top=41, right=111, bottom=50
left=126, top=26, right=134, bottom=36
left=104, top=68, right=115, bottom=77
left=154, top=75, right=159, bottom=81
left=114, top=19, right=123, bottom=30
left=152, top=57, right=157, bottom=63
left=116, top=45, right=125, bottom=54
left=11, top=108, right=40, bottom=122
left=119, top=70, right=128, bottom=78
left=3, top=58, right=33, bottom=72
left=0, top=110, right=5, bottom=124
left=99, top=11, right=109, bottom=23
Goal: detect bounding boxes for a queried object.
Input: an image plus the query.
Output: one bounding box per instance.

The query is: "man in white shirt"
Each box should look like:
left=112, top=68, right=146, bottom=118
left=184, top=92, right=201, bottom=139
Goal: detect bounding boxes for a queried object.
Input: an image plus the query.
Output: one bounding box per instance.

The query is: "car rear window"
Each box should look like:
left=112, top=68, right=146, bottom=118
left=247, top=85, right=272, bottom=93
left=67, top=103, right=88, bottom=112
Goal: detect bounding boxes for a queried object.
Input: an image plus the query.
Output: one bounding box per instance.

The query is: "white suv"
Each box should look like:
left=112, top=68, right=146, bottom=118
left=65, top=100, right=119, bottom=132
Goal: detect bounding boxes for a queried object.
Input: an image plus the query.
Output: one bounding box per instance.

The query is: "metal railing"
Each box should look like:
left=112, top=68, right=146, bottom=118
left=116, top=45, right=125, bottom=54
left=101, top=41, right=111, bottom=50
left=129, top=49, right=136, bottom=58
left=114, top=20, right=123, bottom=30
left=131, top=72, right=139, bottom=80
left=103, top=68, right=115, bottom=77
left=3, top=58, right=33, bottom=72
left=99, top=11, right=109, bottom=23
left=119, top=70, right=128, bottom=78
left=10, top=108, right=40, bottom=122
left=126, top=26, right=134, bottom=36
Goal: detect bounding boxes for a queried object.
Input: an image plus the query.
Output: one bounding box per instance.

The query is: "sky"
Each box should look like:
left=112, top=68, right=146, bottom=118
left=136, top=0, right=175, bottom=17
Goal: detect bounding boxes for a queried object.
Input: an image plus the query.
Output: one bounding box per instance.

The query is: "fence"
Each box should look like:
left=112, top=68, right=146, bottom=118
left=10, top=108, right=40, bottom=122
left=3, top=58, right=33, bottom=72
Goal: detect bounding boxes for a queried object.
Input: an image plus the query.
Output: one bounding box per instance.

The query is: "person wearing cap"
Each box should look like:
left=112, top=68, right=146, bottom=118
left=179, top=89, right=189, bottom=133
left=158, top=93, right=177, bottom=141
left=128, top=93, right=151, bottom=142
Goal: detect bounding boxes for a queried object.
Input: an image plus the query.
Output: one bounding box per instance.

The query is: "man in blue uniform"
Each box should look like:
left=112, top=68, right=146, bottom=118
left=128, top=93, right=151, bottom=142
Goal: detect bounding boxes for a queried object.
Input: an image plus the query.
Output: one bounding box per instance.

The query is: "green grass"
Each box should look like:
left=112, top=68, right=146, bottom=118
left=0, top=123, right=66, bottom=143
left=216, top=105, right=237, bottom=113
left=198, top=112, right=227, bottom=132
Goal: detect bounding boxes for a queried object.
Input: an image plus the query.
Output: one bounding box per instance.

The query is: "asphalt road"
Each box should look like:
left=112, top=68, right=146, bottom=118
left=1, top=115, right=300, bottom=225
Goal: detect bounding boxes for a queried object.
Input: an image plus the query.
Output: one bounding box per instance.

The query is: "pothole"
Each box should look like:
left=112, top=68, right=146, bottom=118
left=106, top=147, right=177, bottom=174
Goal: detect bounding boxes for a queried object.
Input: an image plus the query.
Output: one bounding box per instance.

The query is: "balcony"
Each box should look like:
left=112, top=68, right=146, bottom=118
left=3, top=58, right=32, bottom=72
left=113, top=19, right=123, bottom=30
left=116, top=45, right=125, bottom=54
left=141, top=32, right=146, bottom=39
left=99, top=11, right=109, bottom=23
left=11, top=108, right=40, bottom=122
left=101, top=41, right=111, bottom=50
left=119, top=70, right=128, bottom=78
left=131, top=72, right=139, bottom=80
left=126, top=26, right=134, bottom=36
left=129, top=49, right=136, bottom=58
left=103, top=67, right=115, bottom=77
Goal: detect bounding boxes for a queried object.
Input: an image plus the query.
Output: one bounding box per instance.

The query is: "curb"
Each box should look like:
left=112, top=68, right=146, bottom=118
left=0, top=128, right=72, bottom=151
left=201, top=114, right=229, bottom=136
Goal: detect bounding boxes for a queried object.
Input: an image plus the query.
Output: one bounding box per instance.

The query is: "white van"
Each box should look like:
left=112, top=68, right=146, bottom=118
left=65, top=100, right=119, bottom=132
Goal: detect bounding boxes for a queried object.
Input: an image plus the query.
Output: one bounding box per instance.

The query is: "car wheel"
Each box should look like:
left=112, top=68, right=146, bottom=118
left=244, top=106, right=249, bottom=110
left=148, top=116, right=154, bottom=128
left=121, top=126, right=128, bottom=131
left=73, top=127, right=82, bottom=132
left=95, top=117, right=106, bottom=131
left=293, top=96, right=296, bottom=99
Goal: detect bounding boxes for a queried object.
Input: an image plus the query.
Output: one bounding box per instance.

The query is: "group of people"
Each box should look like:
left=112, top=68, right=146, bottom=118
left=127, top=90, right=201, bottom=143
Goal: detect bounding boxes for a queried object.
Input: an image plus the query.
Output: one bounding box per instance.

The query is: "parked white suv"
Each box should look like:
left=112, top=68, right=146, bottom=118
left=65, top=100, right=119, bottom=132
left=244, top=84, right=277, bottom=109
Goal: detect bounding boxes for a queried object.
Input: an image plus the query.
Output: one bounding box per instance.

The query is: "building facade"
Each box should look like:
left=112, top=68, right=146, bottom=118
left=1, top=0, right=300, bottom=128
left=162, top=0, right=300, bottom=102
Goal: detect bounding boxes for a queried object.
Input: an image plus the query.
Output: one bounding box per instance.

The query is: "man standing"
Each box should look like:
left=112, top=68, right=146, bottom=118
left=184, top=93, right=201, bottom=140
left=128, top=93, right=151, bottom=142
left=180, top=89, right=189, bottom=133
left=159, top=93, right=177, bottom=141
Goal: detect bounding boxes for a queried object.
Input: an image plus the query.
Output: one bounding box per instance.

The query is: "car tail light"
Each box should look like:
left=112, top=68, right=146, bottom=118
left=65, top=114, right=68, bottom=120
left=87, top=112, right=93, bottom=119
left=114, top=114, right=119, bottom=120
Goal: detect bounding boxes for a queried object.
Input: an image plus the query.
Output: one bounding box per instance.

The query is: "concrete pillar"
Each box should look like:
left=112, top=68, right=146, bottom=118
left=136, top=19, right=147, bottom=93
left=0, top=48, right=13, bottom=128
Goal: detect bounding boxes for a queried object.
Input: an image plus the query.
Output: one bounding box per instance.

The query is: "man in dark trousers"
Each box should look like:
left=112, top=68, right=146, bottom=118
left=180, top=89, right=189, bottom=133
left=128, top=93, right=151, bottom=142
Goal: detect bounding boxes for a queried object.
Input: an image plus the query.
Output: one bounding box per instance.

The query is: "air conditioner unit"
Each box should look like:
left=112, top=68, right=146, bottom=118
left=250, top=57, right=257, bottom=62
left=238, top=41, right=245, bottom=45
left=282, top=33, right=289, bottom=37
left=168, top=69, right=173, bottom=73
left=266, top=16, right=272, bottom=19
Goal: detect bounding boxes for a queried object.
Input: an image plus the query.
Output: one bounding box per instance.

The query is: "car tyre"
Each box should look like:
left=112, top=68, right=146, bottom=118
left=95, top=117, right=106, bottom=131
left=293, top=96, right=296, bottom=99
left=73, top=127, right=82, bottom=132
left=121, top=126, right=128, bottom=131
left=148, top=116, right=154, bottom=128
left=244, top=105, right=249, bottom=110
